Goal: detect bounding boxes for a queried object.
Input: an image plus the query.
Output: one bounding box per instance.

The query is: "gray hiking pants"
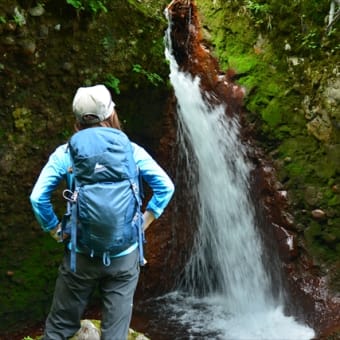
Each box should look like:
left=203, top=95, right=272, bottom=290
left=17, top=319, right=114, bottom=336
left=43, top=248, right=140, bottom=340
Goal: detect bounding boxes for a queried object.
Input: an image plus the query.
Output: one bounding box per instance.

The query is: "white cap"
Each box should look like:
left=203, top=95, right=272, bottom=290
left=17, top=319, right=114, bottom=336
left=72, top=84, right=115, bottom=124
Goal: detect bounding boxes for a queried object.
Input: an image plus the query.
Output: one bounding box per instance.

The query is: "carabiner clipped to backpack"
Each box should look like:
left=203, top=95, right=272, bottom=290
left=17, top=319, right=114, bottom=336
left=63, top=189, right=78, bottom=203
left=103, top=252, right=111, bottom=267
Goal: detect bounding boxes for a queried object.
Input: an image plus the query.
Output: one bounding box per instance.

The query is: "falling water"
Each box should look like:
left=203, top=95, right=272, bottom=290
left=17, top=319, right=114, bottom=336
left=146, top=8, right=315, bottom=340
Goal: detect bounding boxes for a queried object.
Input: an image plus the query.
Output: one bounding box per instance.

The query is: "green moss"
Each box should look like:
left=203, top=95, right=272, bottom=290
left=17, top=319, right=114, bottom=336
left=313, top=162, right=337, bottom=181
left=0, top=236, right=62, bottom=331
left=277, top=138, right=340, bottom=211
left=261, top=97, right=283, bottom=126
left=12, top=107, right=33, bottom=133
left=328, top=194, right=340, bottom=207
left=304, top=221, right=322, bottom=242
left=304, top=221, right=339, bottom=262
left=227, top=54, right=259, bottom=74
left=278, top=136, right=318, bottom=160
left=126, top=0, right=168, bottom=18
left=285, top=161, right=309, bottom=177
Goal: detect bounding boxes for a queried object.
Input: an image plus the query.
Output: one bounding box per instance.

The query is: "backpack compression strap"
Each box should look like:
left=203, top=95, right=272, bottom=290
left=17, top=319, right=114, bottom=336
left=62, top=169, right=78, bottom=272
left=62, top=188, right=78, bottom=273
left=130, top=179, right=145, bottom=266
left=70, top=191, right=78, bottom=272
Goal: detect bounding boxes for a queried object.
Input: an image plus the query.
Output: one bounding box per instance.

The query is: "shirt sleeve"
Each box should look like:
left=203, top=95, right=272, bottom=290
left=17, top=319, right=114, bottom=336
left=132, top=143, right=175, bottom=219
left=30, top=144, right=70, bottom=231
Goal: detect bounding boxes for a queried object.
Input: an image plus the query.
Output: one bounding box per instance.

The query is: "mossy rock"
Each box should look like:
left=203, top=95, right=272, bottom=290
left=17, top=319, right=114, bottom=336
left=25, top=319, right=150, bottom=340
left=304, top=221, right=340, bottom=262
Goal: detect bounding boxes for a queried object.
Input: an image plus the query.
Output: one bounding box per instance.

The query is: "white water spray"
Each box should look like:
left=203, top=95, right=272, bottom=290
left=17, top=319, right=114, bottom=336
left=162, top=9, right=315, bottom=339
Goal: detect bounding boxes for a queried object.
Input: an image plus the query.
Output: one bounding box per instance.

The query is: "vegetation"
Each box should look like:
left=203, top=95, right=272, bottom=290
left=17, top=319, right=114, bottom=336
left=66, top=0, right=108, bottom=13
left=104, top=74, right=121, bottom=94
left=196, top=0, right=340, bottom=288
left=132, top=64, right=164, bottom=86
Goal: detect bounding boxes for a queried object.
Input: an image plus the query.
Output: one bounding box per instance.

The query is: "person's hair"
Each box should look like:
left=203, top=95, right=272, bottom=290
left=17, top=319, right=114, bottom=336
left=74, top=109, right=122, bottom=131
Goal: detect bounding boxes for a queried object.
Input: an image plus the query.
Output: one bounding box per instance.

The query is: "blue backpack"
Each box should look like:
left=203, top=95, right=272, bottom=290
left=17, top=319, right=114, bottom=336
left=62, top=127, right=144, bottom=272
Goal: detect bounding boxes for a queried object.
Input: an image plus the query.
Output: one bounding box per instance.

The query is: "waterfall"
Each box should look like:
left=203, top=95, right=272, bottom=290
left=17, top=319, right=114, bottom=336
left=153, top=8, right=315, bottom=340
left=172, top=71, right=273, bottom=313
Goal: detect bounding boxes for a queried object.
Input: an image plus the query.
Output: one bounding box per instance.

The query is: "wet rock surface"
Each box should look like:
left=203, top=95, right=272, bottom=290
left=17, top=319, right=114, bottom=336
left=164, top=0, right=340, bottom=337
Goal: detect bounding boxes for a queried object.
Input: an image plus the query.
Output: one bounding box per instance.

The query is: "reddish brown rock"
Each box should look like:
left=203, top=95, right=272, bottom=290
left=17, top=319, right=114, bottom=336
left=272, top=223, right=299, bottom=261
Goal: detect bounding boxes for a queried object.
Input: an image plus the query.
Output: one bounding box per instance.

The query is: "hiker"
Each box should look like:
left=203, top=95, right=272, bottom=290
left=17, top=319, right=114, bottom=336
left=30, top=84, right=175, bottom=340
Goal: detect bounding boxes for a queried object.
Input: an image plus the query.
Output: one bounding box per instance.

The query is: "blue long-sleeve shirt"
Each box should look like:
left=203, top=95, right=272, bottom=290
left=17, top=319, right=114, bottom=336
left=30, top=141, right=175, bottom=232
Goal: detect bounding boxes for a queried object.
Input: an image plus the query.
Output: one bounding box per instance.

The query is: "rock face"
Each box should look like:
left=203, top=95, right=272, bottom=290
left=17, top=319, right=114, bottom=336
left=251, top=158, right=340, bottom=336
left=166, top=0, right=244, bottom=112
left=138, top=0, right=340, bottom=337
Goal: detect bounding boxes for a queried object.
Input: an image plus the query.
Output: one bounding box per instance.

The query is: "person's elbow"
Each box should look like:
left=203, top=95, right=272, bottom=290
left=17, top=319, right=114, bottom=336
left=30, top=189, right=45, bottom=211
left=29, top=192, right=55, bottom=231
left=29, top=191, right=39, bottom=209
left=162, top=178, right=175, bottom=210
left=165, top=178, right=175, bottom=201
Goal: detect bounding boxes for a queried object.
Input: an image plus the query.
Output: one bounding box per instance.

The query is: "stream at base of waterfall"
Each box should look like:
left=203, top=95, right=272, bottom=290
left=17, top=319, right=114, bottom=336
left=134, top=292, right=315, bottom=339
